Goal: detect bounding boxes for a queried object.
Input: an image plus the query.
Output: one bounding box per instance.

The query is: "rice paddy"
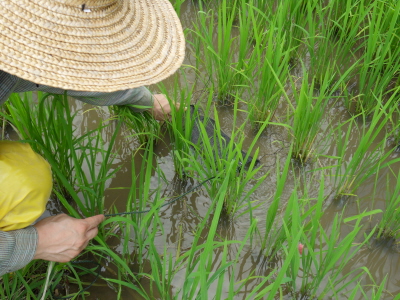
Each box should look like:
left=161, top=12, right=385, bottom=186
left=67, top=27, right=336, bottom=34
left=1, top=0, right=400, bottom=299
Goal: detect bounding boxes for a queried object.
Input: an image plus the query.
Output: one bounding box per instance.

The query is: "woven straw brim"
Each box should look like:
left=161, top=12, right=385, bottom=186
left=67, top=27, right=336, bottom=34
left=0, top=0, right=185, bottom=92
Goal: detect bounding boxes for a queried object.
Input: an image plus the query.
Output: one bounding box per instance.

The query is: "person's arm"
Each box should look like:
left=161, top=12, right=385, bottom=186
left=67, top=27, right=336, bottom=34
left=0, top=226, right=37, bottom=276
left=0, top=214, right=104, bottom=276
left=10, top=75, right=174, bottom=121
left=65, top=88, right=175, bottom=121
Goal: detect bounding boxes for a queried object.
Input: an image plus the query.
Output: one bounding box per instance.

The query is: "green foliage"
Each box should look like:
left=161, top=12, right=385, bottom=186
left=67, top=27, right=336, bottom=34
left=3, top=0, right=400, bottom=298
left=376, top=170, right=400, bottom=240
left=332, top=93, right=400, bottom=197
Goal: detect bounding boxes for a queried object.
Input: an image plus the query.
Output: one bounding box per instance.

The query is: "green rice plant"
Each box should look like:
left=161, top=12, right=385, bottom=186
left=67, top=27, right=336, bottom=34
left=303, top=0, right=369, bottom=102
left=353, top=274, right=400, bottom=300
left=332, top=93, right=400, bottom=198
left=376, top=170, right=400, bottom=240
left=159, top=76, right=198, bottom=179
left=288, top=72, right=329, bottom=164
left=43, top=141, right=152, bottom=299
left=304, top=1, right=359, bottom=84
left=246, top=0, right=293, bottom=130
left=2, top=92, right=121, bottom=215
left=107, top=141, right=166, bottom=268
left=150, top=220, right=262, bottom=299
left=175, top=96, right=267, bottom=216
left=327, top=0, right=371, bottom=40
left=284, top=207, right=378, bottom=299
left=282, top=172, right=380, bottom=298
left=285, top=0, right=311, bottom=61
left=189, top=0, right=251, bottom=103
left=1, top=92, right=83, bottom=196
left=170, top=176, right=260, bottom=299
left=109, top=105, right=160, bottom=145
left=0, top=260, right=55, bottom=299
left=260, top=147, right=294, bottom=255
left=352, top=0, right=400, bottom=115
left=2, top=91, right=155, bottom=297
left=288, top=60, right=360, bottom=164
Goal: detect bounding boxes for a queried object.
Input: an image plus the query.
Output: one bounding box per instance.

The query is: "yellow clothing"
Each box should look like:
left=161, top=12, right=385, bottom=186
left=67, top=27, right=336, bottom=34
left=0, top=141, right=52, bottom=231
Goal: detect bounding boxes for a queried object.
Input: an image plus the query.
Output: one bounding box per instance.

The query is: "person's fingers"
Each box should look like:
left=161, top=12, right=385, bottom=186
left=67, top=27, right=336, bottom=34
left=85, top=214, right=105, bottom=230
left=85, top=226, right=99, bottom=240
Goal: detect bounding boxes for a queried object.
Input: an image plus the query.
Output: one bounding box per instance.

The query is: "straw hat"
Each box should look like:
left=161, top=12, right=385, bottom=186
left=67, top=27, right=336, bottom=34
left=0, top=0, right=185, bottom=92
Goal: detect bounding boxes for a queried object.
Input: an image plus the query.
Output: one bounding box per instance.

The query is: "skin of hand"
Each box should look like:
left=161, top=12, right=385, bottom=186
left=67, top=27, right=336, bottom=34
left=33, top=214, right=105, bottom=262
left=150, top=94, right=180, bottom=121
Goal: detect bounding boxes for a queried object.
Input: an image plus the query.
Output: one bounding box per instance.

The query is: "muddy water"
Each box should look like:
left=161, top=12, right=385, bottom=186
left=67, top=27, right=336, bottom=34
left=33, top=2, right=400, bottom=299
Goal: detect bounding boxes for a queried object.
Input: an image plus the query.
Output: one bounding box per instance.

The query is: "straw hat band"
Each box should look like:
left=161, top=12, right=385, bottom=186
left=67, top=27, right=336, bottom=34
left=0, top=0, right=185, bottom=92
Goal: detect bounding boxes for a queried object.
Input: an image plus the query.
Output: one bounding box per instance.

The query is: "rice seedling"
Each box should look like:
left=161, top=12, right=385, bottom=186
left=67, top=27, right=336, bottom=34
left=3, top=92, right=123, bottom=215
left=174, top=96, right=266, bottom=216
left=110, top=105, right=160, bottom=145
left=108, top=141, right=166, bottom=269
left=189, top=0, right=252, bottom=103
left=169, top=176, right=260, bottom=299
left=353, top=274, right=400, bottom=300
left=275, top=0, right=309, bottom=61
left=1, top=92, right=104, bottom=199
left=0, top=260, right=56, bottom=300
left=287, top=60, right=360, bottom=164
left=332, top=93, right=400, bottom=198
left=41, top=130, right=153, bottom=299
left=246, top=0, right=293, bottom=130
left=352, top=0, right=400, bottom=115
left=1, top=91, right=157, bottom=298
left=259, top=146, right=292, bottom=254
left=327, top=0, right=370, bottom=40
left=283, top=174, right=379, bottom=299
left=376, top=170, right=400, bottom=241
left=288, top=72, right=328, bottom=164
left=159, top=76, right=198, bottom=179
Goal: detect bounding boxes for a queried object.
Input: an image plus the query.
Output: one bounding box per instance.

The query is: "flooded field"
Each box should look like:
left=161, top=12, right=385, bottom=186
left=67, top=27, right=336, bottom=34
left=2, top=0, right=400, bottom=299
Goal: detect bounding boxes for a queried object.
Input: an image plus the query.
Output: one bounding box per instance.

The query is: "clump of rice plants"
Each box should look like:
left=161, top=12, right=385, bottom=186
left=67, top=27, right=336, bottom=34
left=164, top=193, right=259, bottom=299
left=175, top=96, right=266, bottom=216
left=104, top=141, right=167, bottom=273
left=189, top=0, right=249, bottom=103
left=246, top=0, right=293, bottom=130
left=110, top=104, right=160, bottom=145
left=288, top=61, right=358, bottom=164
left=285, top=208, right=378, bottom=299
left=327, top=0, right=370, bottom=40
left=260, top=148, right=295, bottom=257
left=2, top=92, right=120, bottom=215
left=332, top=93, right=400, bottom=199
left=2, top=92, right=87, bottom=198
left=1, top=92, right=155, bottom=299
left=376, top=171, right=400, bottom=241
left=351, top=0, right=400, bottom=115
left=288, top=71, right=329, bottom=164
left=159, top=75, right=200, bottom=179
left=0, top=260, right=55, bottom=299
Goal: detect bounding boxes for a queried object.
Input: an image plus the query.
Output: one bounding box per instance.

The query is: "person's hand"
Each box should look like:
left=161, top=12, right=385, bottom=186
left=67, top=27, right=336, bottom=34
left=150, top=94, right=180, bottom=121
left=33, top=214, right=104, bottom=263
